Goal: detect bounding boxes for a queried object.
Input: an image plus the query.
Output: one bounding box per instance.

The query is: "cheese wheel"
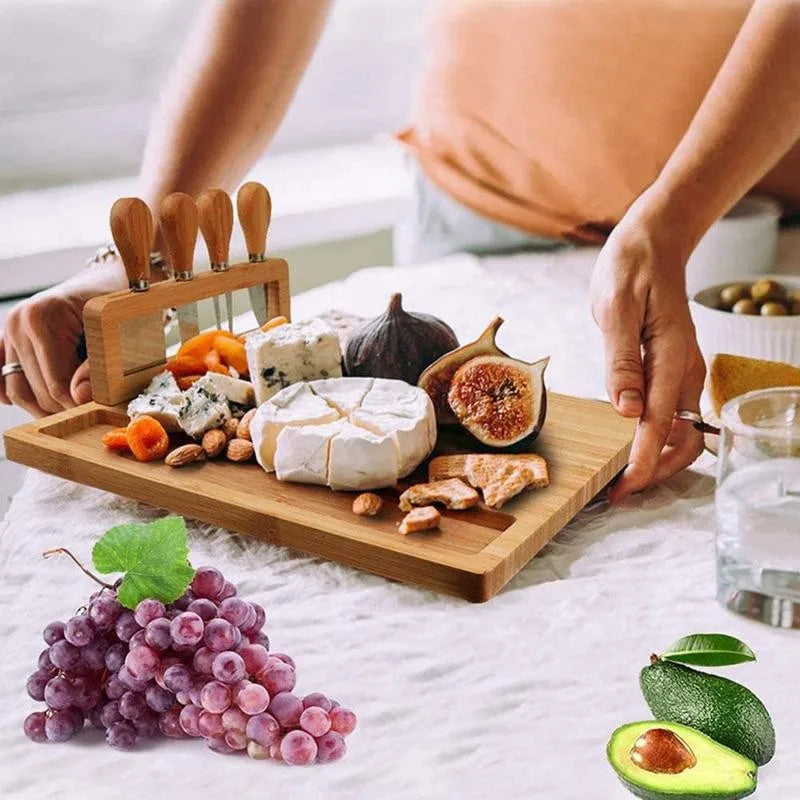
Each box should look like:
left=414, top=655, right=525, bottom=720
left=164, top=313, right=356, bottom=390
left=250, top=377, right=437, bottom=491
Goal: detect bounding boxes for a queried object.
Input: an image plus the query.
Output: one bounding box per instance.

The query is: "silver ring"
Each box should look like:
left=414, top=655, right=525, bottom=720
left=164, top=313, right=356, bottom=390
left=674, top=410, right=703, bottom=425
left=1, top=362, right=24, bottom=377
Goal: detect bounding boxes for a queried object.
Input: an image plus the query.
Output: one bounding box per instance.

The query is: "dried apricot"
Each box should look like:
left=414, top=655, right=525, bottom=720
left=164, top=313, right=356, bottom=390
left=203, top=349, right=229, bottom=375
left=126, top=415, right=170, bottom=462
left=214, top=336, right=248, bottom=376
left=177, top=374, right=204, bottom=390
left=102, top=427, right=130, bottom=452
left=260, top=315, right=288, bottom=332
left=166, top=355, right=207, bottom=378
left=177, top=329, right=238, bottom=360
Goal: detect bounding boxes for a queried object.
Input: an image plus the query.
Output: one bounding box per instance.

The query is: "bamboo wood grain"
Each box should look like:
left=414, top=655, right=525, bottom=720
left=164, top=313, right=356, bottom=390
left=83, top=258, right=290, bottom=406
left=3, top=393, right=634, bottom=602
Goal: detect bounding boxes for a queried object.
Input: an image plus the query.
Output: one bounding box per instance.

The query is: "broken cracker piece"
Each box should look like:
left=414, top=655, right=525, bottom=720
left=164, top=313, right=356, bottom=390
left=427, top=454, right=469, bottom=483
left=399, top=506, right=441, bottom=535
left=482, top=464, right=535, bottom=509
left=398, top=478, right=480, bottom=512
left=465, top=453, right=549, bottom=491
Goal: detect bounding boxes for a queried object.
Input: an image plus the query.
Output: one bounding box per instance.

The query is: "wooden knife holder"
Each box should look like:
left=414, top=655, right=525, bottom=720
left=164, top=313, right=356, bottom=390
left=83, top=259, right=290, bottom=406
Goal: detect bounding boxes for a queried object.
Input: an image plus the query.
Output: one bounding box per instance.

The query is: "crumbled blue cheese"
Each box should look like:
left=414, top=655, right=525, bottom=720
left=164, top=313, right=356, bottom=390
left=245, top=318, right=342, bottom=405
left=126, top=371, right=186, bottom=432
left=192, top=373, right=255, bottom=408
left=178, top=381, right=232, bottom=439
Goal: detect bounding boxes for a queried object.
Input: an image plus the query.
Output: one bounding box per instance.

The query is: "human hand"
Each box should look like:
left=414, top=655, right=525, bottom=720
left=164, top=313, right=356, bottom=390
left=589, top=214, right=705, bottom=502
left=0, top=259, right=126, bottom=416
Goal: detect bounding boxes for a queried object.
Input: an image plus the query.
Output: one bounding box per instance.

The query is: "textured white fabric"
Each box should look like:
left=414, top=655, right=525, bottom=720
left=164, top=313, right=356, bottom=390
left=1, top=248, right=798, bottom=799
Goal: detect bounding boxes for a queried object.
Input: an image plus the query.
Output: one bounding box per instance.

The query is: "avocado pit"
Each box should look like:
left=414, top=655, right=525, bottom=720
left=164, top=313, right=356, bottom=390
left=630, top=728, right=698, bottom=774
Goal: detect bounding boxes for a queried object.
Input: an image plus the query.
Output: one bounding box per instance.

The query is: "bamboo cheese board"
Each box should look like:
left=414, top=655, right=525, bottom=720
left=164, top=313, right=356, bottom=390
left=5, top=393, right=633, bottom=602
left=3, top=182, right=635, bottom=602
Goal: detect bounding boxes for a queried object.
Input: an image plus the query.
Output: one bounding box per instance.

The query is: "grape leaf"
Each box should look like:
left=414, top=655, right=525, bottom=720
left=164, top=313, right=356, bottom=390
left=92, top=516, right=195, bottom=609
left=662, top=633, right=756, bottom=667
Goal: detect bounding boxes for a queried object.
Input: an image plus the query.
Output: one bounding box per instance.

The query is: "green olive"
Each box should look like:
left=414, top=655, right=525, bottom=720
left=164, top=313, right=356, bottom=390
left=719, top=283, right=750, bottom=309
left=750, top=279, right=786, bottom=304
left=760, top=301, right=788, bottom=316
left=731, top=299, right=760, bottom=315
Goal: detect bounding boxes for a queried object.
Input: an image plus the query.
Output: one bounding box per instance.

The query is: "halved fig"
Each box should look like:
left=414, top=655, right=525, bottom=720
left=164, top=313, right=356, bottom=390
left=447, top=354, right=549, bottom=450
left=418, top=317, right=506, bottom=425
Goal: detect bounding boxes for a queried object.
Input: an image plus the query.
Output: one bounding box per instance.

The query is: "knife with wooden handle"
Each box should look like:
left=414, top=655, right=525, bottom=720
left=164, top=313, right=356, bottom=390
left=160, top=192, right=200, bottom=343
left=110, top=198, right=153, bottom=291
left=197, top=188, right=235, bottom=332
left=109, top=198, right=166, bottom=373
left=236, top=181, right=271, bottom=326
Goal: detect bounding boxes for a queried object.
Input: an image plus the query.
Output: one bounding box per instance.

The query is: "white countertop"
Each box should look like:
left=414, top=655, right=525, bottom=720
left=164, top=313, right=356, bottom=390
left=1, top=246, right=798, bottom=799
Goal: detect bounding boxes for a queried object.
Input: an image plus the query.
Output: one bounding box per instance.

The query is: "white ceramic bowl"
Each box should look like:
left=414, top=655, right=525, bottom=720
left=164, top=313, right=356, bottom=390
left=690, top=274, right=800, bottom=367
left=685, top=195, right=781, bottom=295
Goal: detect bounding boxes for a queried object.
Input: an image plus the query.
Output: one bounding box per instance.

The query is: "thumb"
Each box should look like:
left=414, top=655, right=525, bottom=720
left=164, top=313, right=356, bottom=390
left=70, top=360, right=92, bottom=405
left=603, top=322, right=645, bottom=418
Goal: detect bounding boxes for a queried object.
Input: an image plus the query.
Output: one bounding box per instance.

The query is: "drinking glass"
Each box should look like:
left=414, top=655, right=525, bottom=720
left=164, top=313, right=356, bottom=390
left=716, top=387, right=800, bottom=628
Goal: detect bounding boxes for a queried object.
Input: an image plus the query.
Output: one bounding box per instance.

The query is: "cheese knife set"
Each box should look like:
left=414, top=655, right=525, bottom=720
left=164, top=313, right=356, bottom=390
left=3, top=183, right=634, bottom=602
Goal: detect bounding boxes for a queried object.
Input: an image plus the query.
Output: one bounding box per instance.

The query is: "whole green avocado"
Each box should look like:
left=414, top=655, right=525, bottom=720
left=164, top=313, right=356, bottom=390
left=640, top=658, right=775, bottom=766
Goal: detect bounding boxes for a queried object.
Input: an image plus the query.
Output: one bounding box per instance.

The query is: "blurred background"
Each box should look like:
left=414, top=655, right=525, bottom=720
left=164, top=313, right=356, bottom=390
left=0, top=0, right=428, bottom=512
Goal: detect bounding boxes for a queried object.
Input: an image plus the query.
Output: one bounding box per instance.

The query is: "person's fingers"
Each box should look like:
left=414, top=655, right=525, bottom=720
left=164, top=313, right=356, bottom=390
left=24, top=299, right=79, bottom=410
left=602, top=317, right=646, bottom=418
left=2, top=344, right=46, bottom=417
left=652, top=354, right=706, bottom=483
left=70, top=360, right=93, bottom=405
left=11, top=334, right=61, bottom=414
left=651, top=423, right=704, bottom=484
left=608, top=328, right=686, bottom=502
left=31, top=333, right=77, bottom=410
left=0, top=334, right=10, bottom=405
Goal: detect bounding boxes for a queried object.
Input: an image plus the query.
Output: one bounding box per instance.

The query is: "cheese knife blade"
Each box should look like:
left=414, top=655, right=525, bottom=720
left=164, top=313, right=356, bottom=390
left=197, top=188, right=236, bottom=332
left=236, top=181, right=271, bottom=326
left=159, top=193, right=200, bottom=343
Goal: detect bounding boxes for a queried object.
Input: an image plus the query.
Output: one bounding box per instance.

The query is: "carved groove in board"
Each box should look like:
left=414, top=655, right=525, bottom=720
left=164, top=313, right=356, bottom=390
left=2, top=394, right=635, bottom=602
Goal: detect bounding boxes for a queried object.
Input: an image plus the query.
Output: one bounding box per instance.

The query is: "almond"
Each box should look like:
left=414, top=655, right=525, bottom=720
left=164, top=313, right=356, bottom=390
left=165, top=444, right=205, bottom=468
left=226, top=438, right=255, bottom=462
left=352, top=493, right=383, bottom=517
left=202, top=428, right=227, bottom=458
left=222, top=418, right=240, bottom=440
left=237, top=408, right=256, bottom=441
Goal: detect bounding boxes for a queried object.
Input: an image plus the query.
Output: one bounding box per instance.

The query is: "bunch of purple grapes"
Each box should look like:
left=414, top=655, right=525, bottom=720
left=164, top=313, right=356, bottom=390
left=24, top=566, right=356, bottom=765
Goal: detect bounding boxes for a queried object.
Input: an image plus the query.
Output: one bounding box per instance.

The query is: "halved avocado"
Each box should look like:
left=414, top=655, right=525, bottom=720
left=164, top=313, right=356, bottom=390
left=607, top=721, right=757, bottom=800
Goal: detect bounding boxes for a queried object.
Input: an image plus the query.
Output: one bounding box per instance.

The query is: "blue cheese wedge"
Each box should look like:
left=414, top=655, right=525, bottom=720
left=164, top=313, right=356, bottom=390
left=251, top=377, right=436, bottom=491
left=245, top=318, right=343, bottom=405
left=178, top=380, right=232, bottom=439
left=192, top=373, right=255, bottom=409
left=126, top=371, right=186, bottom=432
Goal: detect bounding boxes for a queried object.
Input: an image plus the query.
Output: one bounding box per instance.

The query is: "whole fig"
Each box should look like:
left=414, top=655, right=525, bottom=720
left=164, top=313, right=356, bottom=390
left=344, top=293, right=458, bottom=384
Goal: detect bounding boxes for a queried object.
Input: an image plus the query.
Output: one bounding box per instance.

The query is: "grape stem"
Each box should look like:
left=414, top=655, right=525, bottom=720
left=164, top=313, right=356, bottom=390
left=42, top=547, right=115, bottom=589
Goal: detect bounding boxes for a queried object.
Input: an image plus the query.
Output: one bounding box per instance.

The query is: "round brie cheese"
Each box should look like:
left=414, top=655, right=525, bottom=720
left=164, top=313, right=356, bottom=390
left=251, top=378, right=437, bottom=491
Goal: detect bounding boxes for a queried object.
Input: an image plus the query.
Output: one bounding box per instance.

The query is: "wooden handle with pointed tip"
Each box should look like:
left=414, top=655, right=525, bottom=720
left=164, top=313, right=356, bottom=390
left=159, top=192, right=199, bottom=280
left=110, top=198, right=154, bottom=290
left=197, top=188, right=234, bottom=269
left=237, top=181, right=272, bottom=259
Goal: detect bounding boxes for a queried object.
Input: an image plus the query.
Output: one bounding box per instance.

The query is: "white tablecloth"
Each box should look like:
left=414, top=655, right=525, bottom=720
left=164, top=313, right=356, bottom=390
left=1, top=247, right=798, bottom=800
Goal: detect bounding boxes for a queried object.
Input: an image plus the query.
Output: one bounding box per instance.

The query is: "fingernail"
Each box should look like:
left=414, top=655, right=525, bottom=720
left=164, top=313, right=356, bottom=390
left=618, top=389, right=643, bottom=416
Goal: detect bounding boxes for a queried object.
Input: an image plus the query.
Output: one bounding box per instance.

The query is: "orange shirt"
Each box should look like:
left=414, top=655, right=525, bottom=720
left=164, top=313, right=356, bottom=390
left=399, top=0, right=800, bottom=242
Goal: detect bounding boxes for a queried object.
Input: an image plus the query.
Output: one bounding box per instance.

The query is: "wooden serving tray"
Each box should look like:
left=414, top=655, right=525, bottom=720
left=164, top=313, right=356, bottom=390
left=4, top=393, right=633, bottom=602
